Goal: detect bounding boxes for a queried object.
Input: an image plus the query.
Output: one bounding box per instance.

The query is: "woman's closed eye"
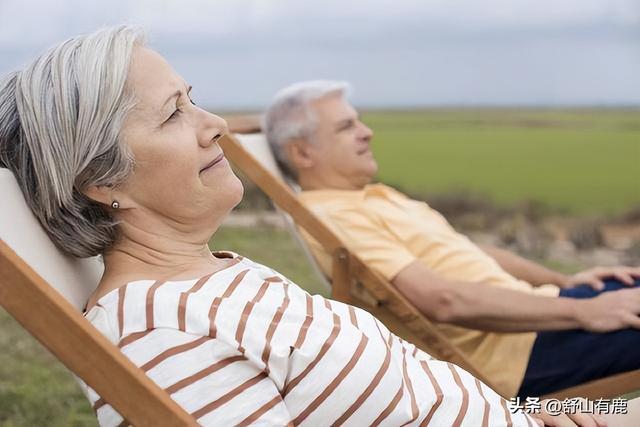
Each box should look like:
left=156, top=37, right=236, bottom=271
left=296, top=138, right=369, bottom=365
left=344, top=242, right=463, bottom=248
left=166, top=108, right=182, bottom=123
left=164, top=90, right=196, bottom=124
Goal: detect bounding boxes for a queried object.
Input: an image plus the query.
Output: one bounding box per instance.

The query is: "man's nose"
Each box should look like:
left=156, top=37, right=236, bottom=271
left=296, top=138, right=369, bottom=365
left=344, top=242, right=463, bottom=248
left=359, top=122, right=373, bottom=142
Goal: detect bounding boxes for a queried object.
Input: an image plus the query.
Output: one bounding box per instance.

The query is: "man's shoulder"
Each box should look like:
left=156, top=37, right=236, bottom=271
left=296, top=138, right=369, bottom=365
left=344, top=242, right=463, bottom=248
left=298, top=183, right=437, bottom=218
left=299, top=188, right=366, bottom=212
left=369, top=183, right=444, bottom=214
left=367, top=183, right=411, bottom=200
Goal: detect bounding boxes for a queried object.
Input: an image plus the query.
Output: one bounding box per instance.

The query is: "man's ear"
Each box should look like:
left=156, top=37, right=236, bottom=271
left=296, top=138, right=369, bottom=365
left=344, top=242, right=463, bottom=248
left=285, top=139, right=315, bottom=171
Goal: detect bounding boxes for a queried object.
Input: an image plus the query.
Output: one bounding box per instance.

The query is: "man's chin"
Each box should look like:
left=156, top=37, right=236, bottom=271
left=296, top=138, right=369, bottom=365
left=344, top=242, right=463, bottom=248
left=368, top=161, right=379, bottom=177
left=360, top=166, right=378, bottom=186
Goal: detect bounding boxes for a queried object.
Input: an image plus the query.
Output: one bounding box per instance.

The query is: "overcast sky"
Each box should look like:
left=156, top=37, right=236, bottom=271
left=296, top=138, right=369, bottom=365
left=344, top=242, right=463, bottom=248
left=1, top=0, right=639, bottom=109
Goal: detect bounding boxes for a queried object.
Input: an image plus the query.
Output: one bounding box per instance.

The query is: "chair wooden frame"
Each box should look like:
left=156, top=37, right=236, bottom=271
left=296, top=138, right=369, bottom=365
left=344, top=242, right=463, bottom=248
left=0, top=240, right=198, bottom=426
left=219, top=121, right=640, bottom=400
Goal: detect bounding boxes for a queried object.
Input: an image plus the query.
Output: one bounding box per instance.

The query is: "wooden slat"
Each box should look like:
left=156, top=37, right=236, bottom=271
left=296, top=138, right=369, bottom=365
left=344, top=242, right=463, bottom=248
left=346, top=253, right=488, bottom=377
left=331, top=247, right=351, bottom=303
left=0, top=239, right=197, bottom=427
left=226, top=114, right=262, bottom=134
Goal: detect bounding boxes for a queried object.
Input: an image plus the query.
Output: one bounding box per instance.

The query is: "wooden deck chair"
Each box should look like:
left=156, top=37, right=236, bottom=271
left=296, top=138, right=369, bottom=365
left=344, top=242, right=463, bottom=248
left=0, top=168, right=197, bottom=426
left=219, top=120, right=640, bottom=401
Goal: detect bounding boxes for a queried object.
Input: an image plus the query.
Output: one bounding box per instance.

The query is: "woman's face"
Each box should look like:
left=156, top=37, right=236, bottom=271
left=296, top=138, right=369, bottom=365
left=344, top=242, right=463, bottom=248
left=116, top=47, right=243, bottom=228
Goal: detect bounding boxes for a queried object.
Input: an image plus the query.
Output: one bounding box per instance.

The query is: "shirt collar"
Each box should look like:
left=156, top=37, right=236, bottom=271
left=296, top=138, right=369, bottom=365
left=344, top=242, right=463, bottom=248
left=299, top=183, right=389, bottom=204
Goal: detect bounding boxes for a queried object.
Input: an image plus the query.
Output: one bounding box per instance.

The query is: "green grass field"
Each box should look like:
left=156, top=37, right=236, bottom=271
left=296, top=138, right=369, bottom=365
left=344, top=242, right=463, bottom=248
left=364, top=109, right=640, bottom=215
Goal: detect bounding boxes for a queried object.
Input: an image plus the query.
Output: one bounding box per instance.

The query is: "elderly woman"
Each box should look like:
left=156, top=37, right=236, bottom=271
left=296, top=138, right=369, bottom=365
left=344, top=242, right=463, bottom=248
left=0, top=27, right=611, bottom=427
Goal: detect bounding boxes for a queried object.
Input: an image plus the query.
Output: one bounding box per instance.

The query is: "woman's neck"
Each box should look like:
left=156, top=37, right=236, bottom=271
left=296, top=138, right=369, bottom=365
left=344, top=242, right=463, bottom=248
left=88, top=214, right=229, bottom=307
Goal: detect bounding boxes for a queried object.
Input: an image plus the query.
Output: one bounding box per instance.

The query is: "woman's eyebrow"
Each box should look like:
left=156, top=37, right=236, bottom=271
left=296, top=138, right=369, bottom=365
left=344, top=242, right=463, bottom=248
left=161, top=84, right=192, bottom=110
left=161, top=90, right=181, bottom=110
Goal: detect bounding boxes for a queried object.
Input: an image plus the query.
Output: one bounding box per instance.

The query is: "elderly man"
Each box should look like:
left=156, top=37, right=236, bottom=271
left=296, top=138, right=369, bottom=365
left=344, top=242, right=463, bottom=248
left=263, top=80, right=640, bottom=398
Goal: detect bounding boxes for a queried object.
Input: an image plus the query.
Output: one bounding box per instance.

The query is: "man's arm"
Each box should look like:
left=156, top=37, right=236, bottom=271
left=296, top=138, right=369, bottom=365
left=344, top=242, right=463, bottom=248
left=392, top=260, right=640, bottom=333
left=481, top=244, right=640, bottom=290
left=479, top=244, right=569, bottom=287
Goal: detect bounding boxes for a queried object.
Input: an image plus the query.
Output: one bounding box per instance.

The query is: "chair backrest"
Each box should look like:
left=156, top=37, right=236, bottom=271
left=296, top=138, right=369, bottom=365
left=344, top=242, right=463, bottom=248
left=234, top=133, right=286, bottom=182
left=0, top=168, right=102, bottom=310
left=232, top=134, right=332, bottom=295
left=0, top=167, right=197, bottom=426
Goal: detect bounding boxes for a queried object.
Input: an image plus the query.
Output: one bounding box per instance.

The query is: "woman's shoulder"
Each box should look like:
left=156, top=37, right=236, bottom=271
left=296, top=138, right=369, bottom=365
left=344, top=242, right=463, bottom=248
left=84, top=253, right=300, bottom=336
left=86, top=252, right=269, bottom=307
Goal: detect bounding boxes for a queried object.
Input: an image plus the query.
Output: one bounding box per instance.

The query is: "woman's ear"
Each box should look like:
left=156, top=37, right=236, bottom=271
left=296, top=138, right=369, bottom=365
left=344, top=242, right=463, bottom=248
left=85, top=185, right=133, bottom=210
left=83, top=185, right=114, bottom=207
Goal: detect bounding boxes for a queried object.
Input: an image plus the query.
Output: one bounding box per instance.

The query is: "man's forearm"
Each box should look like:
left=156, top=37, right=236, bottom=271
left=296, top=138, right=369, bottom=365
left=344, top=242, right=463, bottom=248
left=421, top=279, right=580, bottom=332
left=394, top=260, right=640, bottom=334
left=393, top=260, right=581, bottom=333
left=480, top=244, right=569, bottom=287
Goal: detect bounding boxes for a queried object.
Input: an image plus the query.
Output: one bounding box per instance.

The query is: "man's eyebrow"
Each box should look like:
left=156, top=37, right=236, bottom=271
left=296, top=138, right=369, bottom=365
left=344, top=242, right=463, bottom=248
left=334, top=116, right=357, bottom=129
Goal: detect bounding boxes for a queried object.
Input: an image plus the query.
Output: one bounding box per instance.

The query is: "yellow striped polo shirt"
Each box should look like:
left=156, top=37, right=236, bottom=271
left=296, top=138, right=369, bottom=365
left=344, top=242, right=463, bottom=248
left=298, top=184, right=561, bottom=397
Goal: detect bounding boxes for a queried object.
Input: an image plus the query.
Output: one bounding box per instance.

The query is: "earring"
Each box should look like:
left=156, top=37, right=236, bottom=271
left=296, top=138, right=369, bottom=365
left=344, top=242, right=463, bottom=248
left=111, top=201, right=120, bottom=209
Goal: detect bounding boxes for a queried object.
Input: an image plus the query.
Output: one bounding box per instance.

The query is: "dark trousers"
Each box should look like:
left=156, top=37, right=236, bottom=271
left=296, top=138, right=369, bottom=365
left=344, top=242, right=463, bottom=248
left=517, top=279, right=640, bottom=397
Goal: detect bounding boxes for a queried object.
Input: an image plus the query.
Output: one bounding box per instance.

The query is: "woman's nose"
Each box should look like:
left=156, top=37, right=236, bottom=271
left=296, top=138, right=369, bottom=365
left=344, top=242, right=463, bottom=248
left=197, top=109, right=228, bottom=148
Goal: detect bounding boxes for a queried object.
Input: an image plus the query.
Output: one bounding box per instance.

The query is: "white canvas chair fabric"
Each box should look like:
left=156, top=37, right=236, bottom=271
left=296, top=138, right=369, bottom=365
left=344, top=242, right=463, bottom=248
left=233, top=133, right=332, bottom=295
left=0, top=167, right=199, bottom=426
left=0, top=167, right=102, bottom=310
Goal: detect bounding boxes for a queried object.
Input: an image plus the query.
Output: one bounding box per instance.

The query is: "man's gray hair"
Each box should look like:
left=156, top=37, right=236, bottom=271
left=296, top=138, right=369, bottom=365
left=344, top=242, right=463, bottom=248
left=264, top=80, right=351, bottom=181
left=0, top=26, right=144, bottom=258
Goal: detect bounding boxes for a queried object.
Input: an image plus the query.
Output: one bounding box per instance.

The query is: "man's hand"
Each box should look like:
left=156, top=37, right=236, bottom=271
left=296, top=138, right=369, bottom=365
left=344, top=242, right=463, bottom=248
left=529, top=399, right=607, bottom=426
left=564, top=266, right=640, bottom=291
left=574, top=287, right=640, bottom=332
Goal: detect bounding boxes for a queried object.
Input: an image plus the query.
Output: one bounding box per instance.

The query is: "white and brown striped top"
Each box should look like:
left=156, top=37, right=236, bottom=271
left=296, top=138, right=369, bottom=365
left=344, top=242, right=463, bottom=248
left=82, top=254, right=534, bottom=426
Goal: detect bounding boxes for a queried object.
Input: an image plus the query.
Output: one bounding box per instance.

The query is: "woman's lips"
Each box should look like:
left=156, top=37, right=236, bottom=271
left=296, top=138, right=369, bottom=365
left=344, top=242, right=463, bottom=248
left=200, top=153, right=225, bottom=173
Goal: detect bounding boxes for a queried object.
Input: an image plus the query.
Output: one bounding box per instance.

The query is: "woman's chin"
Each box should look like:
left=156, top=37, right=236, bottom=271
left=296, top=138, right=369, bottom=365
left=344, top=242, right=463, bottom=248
left=230, top=177, right=245, bottom=208
left=217, top=174, right=245, bottom=214
left=197, top=174, right=244, bottom=225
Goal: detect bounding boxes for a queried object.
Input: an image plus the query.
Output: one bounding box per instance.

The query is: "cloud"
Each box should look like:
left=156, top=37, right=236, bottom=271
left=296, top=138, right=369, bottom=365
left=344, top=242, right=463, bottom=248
left=1, top=0, right=638, bottom=106
left=2, top=0, right=638, bottom=47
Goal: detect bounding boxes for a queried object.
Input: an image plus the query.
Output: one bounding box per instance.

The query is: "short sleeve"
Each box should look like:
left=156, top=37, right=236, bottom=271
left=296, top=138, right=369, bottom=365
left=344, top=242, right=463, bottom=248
left=325, top=208, right=417, bottom=281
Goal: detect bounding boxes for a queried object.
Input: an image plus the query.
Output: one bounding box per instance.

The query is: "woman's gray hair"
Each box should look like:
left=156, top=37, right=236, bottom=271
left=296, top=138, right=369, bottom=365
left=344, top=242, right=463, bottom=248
left=0, top=26, right=144, bottom=258
left=264, top=80, right=351, bottom=181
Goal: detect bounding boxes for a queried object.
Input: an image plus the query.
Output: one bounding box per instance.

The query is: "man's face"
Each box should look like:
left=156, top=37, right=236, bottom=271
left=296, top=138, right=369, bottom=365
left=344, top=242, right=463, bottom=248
left=305, top=94, right=377, bottom=189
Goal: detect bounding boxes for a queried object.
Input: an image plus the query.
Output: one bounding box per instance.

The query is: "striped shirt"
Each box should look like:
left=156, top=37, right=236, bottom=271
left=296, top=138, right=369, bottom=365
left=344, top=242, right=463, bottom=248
left=82, top=254, right=535, bottom=426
